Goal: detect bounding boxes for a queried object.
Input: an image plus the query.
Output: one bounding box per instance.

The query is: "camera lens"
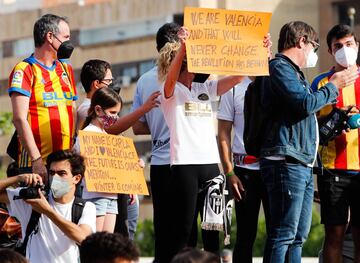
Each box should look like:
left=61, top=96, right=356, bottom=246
left=18, top=187, right=40, bottom=199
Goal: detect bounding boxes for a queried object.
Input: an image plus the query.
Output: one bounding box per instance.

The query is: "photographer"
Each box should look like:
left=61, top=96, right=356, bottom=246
left=0, top=150, right=96, bottom=263
left=311, top=24, right=360, bottom=263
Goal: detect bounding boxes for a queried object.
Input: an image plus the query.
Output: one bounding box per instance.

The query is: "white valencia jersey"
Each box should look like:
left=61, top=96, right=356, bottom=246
left=161, top=80, right=220, bottom=165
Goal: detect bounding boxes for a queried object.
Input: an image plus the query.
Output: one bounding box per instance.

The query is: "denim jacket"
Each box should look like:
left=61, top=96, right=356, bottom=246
left=260, top=54, right=339, bottom=165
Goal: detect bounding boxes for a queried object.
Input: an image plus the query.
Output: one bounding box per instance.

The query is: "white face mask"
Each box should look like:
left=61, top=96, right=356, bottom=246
left=50, top=175, right=71, bottom=198
left=334, top=46, right=358, bottom=68
left=305, top=48, right=318, bottom=68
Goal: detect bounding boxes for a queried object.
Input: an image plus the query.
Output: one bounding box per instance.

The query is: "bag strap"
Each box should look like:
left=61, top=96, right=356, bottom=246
left=72, top=197, right=86, bottom=225
left=20, top=210, right=41, bottom=253
left=21, top=197, right=85, bottom=253
left=232, top=87, right=236, bottom=120
left=22, top=57, right=36, bottom=87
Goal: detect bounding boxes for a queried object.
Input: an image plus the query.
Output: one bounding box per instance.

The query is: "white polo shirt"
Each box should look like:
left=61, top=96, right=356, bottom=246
left=217, top=77, right=259, bottom=170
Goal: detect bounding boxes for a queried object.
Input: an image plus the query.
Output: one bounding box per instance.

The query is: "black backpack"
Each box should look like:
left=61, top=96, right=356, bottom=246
left=243, top=75, right=271, bottom=157
left=15, top=197, right=86, bottom=256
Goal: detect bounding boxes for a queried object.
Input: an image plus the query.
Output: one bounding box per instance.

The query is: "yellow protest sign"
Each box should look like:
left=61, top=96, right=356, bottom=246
left=184, top=7, right=272, bottom=76
left=78, top=130, right=149, bottom=195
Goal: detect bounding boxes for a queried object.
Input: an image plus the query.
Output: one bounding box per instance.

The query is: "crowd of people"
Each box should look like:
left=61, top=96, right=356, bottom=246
left=0, top=11, right=359, bottom=263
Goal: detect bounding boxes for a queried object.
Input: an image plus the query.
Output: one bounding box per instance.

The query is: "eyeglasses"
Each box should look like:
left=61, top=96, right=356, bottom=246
left=309, top=40, right=320, bottom=53
left=100, top=78, right=114, bottom=86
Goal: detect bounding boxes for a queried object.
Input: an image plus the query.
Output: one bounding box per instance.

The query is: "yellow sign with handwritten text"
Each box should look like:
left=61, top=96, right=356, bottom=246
left=184, top=7, right=272, bottom=76
left=78, top=130, right=149, bottom=195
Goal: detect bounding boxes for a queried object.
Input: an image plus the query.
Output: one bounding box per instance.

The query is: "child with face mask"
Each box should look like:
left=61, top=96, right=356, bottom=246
left=73, top=87, right=121, bottom=233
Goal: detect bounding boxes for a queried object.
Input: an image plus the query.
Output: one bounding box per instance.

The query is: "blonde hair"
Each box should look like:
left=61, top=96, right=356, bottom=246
left=157, top=41, right=181, bottom=82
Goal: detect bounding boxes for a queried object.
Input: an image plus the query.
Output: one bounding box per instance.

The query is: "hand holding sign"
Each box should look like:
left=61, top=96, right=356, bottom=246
left=263, top=33, right=273, bottom=59
left=178, top=26, right=190, bottom=44
left=184, top=7, right=272, bottom=76
left=78, top=130, right=149, bottom=195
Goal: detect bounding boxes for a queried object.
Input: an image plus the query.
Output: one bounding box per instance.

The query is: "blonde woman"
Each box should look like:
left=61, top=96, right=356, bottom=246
left=158, top=27, right=245, bottom=257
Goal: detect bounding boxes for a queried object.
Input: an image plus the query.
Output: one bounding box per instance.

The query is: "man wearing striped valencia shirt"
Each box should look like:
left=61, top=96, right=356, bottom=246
left=8, top=14, right=77, bottom=180
left=311, top=24, right=360, bottom=263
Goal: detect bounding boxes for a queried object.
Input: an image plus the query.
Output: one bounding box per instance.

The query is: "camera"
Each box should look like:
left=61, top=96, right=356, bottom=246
left=13, top=183, right=46, bottom=200
left=319, top=107, right=360, bottom=145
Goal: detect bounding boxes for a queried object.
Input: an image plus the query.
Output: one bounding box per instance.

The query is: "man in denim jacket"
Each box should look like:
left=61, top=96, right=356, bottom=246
left=259, top=21, right=358, bottom=263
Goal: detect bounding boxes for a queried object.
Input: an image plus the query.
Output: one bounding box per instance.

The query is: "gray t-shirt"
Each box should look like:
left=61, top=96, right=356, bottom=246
left=131, top=67, right=170, bottom=165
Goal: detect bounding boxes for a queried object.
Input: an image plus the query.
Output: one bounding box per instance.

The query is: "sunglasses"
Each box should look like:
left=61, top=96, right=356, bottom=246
left=309, top=40, right=320, bottom=53
left=100, top=78, right=114, bottom=86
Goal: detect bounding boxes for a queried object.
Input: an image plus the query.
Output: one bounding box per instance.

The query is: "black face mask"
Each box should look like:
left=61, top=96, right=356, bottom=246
left=57, top=40, right=74, bottom=59
left=110, top=85, right=121, bottom=94
left=193, top=73, right=210, bottom=83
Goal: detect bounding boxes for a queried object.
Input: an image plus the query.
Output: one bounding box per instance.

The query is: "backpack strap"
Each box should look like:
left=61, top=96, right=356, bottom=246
left=22, top=57, right=35, bottom=87
left=21, top=57, right=40, bottom=97
left=15, top=196, right=85, bottom=255
left=232, top=86, right=236, bottom=120
left=17, top=210, right=41, bottom=255
left=72, top=197, right=86, bottom=225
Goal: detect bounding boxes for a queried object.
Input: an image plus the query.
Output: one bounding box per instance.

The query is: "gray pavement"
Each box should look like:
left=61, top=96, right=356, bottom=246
left=139, top=257, right=319, bottom=263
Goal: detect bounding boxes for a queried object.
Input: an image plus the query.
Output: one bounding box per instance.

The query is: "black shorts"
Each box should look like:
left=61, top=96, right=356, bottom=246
left=317, top=169, right=360, bottom=226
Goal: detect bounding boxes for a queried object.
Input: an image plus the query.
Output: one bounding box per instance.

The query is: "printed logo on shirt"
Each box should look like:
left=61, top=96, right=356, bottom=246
left=11, top=70, right=24, bottom=86
left=153, top=138, right=170, bottom=150
left=184, top=102, right=212, bottom=117
left=198, top=93, right=209, bottom=101
left=61, top=72, right=70, bottom=86
left=42, top=91, right=74, bottom=107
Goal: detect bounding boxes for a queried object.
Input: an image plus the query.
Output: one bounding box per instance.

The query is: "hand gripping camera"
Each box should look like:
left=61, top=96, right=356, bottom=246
left=319, top=107, right=360, bottom=145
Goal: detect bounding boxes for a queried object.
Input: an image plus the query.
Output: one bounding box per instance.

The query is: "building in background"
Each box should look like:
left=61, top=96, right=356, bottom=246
left=3, top=0, right=357, bottom=219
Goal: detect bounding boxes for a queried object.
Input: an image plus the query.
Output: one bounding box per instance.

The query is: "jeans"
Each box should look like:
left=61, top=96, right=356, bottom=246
left=232, top=167, right=270, bottom=263
left=127, top=195, right=139, bottom=240
left=260, top=159, right=313, bottom=263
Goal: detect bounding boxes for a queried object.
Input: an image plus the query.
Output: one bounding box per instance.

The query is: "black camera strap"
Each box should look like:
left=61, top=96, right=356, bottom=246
left=313, top=151, right=324, bottom=176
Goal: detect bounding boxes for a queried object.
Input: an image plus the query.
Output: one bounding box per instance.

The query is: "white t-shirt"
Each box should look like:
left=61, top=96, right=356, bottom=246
left=76, top=98, right=91, bottom=132
left=6, top=188, right=96, bottom=263
left=131, top=67, right=170, bottom=165
left=217, top=77, right=259, bottom=170
left=73, top=123, right=117, bottom=200
left=161, top=80, right=220, bottom=165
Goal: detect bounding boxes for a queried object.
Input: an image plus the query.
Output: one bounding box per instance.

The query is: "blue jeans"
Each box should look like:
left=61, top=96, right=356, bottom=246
left=127, top=195, right=139, bottom=240
left=260, top=159, right=313, bottom=263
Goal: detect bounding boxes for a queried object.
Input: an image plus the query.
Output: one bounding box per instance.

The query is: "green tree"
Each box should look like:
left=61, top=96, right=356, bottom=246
left=134, top=219, right=155, bottom=256
left=134, top=207, right=324, bottom=257
left=0, top=112, right=14, bottom=135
